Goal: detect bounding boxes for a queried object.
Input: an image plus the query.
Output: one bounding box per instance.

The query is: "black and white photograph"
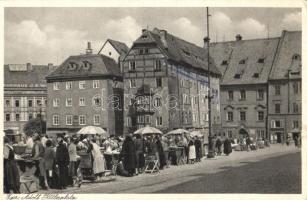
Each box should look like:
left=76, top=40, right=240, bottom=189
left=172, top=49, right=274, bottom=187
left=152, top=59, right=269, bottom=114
left=2, top=1, right=304, bottom=198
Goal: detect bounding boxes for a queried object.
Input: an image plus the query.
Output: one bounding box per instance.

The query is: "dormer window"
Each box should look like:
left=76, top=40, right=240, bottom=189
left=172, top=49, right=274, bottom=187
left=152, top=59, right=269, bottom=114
left=182, top=49, right=191, bottom=57
left=221, top=60, right=228, bottom=65
left=68, top=62, right=77, bottom=70
left=258, top=58, right=265, bottom=63
left=83, top=61, right=92, bottom=70
left=234, top=74, right=242, bottom=79
left=292, top=54, right=301, bottom=60
left=141, top=35, right=148, bottom=39
left=139, top=49, right=144, bottom=54
left=239, top=59, right=246, bottom=64
left=253, top=73, right=259, bottom=78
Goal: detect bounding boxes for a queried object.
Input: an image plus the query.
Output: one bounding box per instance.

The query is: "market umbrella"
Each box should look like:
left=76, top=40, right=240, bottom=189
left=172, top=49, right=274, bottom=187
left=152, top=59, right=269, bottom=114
left=134, top=125, right=163, bottom=135
left=190, top=130, right=203, bottom=138
left=165, top=128, right=190, bottom=136
left=77, top=126, right=109, bottom=137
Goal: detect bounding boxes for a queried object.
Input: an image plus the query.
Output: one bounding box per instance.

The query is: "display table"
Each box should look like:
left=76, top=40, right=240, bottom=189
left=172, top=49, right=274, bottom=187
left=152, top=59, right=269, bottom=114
left=169, top=146, right=186, bottom=165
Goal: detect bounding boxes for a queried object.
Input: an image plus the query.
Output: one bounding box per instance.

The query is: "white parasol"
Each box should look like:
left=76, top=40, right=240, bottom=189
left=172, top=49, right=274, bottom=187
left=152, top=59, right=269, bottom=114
left=190, top=130, right=203, bottom=138
left=134, top=125, right=163, bottom=135
left=165, top=128, right=190, bottom=136
left=77, top=126, right=109, bottom=137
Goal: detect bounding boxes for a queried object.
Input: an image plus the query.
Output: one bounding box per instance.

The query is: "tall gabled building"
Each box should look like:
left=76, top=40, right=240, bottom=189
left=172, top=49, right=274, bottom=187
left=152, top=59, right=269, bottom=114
left=122, top=28, right=221, bottom=137
left=210, top=35, right=280, bottom=139
left=268, top=31, right=301, bottom=143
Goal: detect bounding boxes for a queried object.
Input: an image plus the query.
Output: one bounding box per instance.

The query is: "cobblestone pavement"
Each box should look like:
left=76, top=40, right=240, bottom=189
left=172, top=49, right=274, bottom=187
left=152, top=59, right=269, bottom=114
left=40, top=144, right=301, bottom=193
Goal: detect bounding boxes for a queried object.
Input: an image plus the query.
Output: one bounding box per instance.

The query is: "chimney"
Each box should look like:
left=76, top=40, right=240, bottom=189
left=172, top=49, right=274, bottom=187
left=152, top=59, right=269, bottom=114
left=86, top=42, right=93, bottom=54
left=48, top=63, right=54, bottom=71
left=142, top=29, right=147, bottom=33
left=159, top=30, right=168, bottom=49
left=235, top=34, right=242, bottom=41
left=203, top=36, right=210, bottom=48
left=26, top=63, right=33, bottom=71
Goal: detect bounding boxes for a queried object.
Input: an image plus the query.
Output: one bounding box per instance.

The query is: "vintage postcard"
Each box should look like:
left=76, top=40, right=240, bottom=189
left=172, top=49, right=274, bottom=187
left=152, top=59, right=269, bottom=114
left=0, top=0, right=306, bottom=200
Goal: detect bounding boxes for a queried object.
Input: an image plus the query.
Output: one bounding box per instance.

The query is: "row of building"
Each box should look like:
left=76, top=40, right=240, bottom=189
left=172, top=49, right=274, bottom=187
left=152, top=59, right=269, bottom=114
left=4, top=28, right=301, bottom=143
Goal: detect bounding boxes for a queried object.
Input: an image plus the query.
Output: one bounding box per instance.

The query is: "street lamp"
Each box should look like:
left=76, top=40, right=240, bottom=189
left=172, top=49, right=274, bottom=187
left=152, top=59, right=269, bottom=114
left=205, top=7, right=215, bottom=158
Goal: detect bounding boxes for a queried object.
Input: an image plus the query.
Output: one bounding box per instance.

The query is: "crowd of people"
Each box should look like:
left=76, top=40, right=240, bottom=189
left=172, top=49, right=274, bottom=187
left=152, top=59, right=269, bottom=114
left=3, top=131, right=300, bottom=194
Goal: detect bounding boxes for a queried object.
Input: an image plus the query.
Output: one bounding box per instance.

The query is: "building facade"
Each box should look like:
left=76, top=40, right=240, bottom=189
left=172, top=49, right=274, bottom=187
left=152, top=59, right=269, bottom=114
left=4, top=63, right=56, bottom=135
left=210, top=35, right=280, bottom=139
left=46, top=45, right=123, bottom=136
left=122, top=28, right=221, bottom=137
left=268, top=31, right=301, bottom=143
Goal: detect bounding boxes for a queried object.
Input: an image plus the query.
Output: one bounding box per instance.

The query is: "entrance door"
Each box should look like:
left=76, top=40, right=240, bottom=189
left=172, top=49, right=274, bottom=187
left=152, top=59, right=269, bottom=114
left=276, top=132, right=282, bottom=143
left=239, top=128, right=248, bottom=138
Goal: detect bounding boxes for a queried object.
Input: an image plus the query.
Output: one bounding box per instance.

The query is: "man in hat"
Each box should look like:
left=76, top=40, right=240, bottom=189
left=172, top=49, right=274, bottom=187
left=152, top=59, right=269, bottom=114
left=55, top=134, right=69, bottom=189
left=32, top=134, right=47, bottom=190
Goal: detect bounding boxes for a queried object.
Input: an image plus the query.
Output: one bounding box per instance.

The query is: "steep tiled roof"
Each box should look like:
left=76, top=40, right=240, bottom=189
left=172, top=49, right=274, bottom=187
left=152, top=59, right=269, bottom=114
left=269, top=31, right=302, bottom=80
left=210, top=37, right=280, bottom=85
left=4, top=65, right=52, bottom=85
left=46, top=54, right=121, bottom=80
left=107, top=39, right=129, bottom=56
left=132, top=28, right=221, bottom=76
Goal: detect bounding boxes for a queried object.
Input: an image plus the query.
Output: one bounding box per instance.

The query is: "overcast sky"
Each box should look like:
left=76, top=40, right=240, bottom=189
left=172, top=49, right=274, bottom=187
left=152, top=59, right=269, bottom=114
left=4, top=7, right=301, bottom=65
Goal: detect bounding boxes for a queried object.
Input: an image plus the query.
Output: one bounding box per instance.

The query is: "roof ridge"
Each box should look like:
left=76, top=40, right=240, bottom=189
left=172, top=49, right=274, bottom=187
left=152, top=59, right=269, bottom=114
left=211, top=37, right=280, bottom=45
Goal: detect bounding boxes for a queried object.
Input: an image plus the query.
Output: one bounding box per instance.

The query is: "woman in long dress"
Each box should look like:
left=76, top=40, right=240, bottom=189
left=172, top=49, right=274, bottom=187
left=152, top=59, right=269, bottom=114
left=4, top=136, right=20, bottom=193
left=90, top=138, right=105, bottom=181
left=188, top=140, right=196, bottom=164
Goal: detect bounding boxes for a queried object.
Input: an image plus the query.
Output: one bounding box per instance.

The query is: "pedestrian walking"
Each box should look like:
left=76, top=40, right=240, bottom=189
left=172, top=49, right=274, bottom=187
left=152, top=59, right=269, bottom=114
left=223, top=137, right=232, bottom=156
left=188, top=140, right=196, bottom=164
left=4, top=136, right=20, bottom=193
left=215, top=137, right=222, bottom=156
left=44, top=139, right=57, bottom=189
left=56, top=135, right=69, bottom=189
left=134, top=134, right=144, bottom=174
left=156, top=136, right=166, bottom=169
left=194, top=136, right=202, bottom=162
left=246, top=136, right=251, bottom=152
left=32, top=134, right=47, bottom=190
left=161, top=136, right=170, bottom=167
left=286, top=135, right=291, bottom=146
left=120, top=134, right=137, bottom=176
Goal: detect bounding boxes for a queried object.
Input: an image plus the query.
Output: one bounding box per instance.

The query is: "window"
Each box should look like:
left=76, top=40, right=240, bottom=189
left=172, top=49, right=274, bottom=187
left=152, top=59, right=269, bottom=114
left=293, top=103, right=299, bottom=113
left=240, top=111, right=246, bottom=121
left=155, top=60, right=162, bottom=71
left=138, top=115, right=144, bottom=123
left=53, top=82, right=60, bottom=90
left=221, top=60, right=228, bottom=65
left=15, top=100, right=20, bottom=107
left=227, top=131, right=233, bottom=138
left=5, top=100, right=10, bottom=107
left=66, top=82, right=72, bottom=90
left=156, top=116, right=163, bottom=126
left=37, top=99, right=42, bottom=107
left=93, top=80, right=100, bottom=88
left=154, top=97, right=162, bottom=107
left=68, top=62, right=77, bottom=70
left=240, top=90, right=246, bottom=100
left=28, top=113, right=33, bottom=120
left=275, top=85, right=280, bottom=95
left=5, top=114, right=10, bottom=121
left=239, top=59, right=246, bottom=64
left=234, top=73, right=242, bottom=79
left=293, top=120, right=299, bottom=128
left=253, top=73, right=259, bottom=78
left=79, top=81, right=85, bottom=89
left=228, top=91, right=233, bottom=100
left=129, top=61, right=136, bottom=71
left=258, top=58, right=265, bottom=63
left=28, top=100, right=33, bottom=107
left=156, top=77, right=162, bottom=87
left=145, top=115, right=151, bottom=124
left=93, top=96, right=102, bottom=107
left=83, top=61, right=92, bottom=69
left=292, top=54, right=300, bottom=60
left=293, top=82, right=299, bottom=94
left=139, top=49, right=144, bottom=54
left=79, top=98, right=85, bottom=106
left=194, top=97, right=198, bottom=105
left=79, top=115, right=86, bottom=125
left=66, top=98, right=72, bottom=107
left=53, top=115, right=59, bottom=125
left=127, top=117, right=131, bottom=127
left=271, top=120, right=282, bottom=128
left=145, top=48, right=149, bottom=54
left=257, top=89, right=264, bottom=100
left=130, top=79, right=136, bottom=88
left=94, top=115, right=100, bottom=125
left=227, top=112, right=233, bottom=121
left=258, top=111, right=264, bottom=121
left=53, top=98, right=60, bottom=107
left=66, top=115, right=73, bottom=125
left=275, top=103, right=280, bottom=114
